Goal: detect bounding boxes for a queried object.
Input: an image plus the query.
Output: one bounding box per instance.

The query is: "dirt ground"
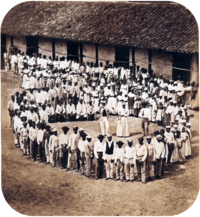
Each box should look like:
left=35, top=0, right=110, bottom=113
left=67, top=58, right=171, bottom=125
left=1, top=70, right=199, bottom=216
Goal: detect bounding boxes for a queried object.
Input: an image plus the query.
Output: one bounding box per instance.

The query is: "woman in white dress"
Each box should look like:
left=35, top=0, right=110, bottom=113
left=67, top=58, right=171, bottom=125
left=116, top=103, right=130, bottom=137
left=170, top=128, right=179, bottom=163
left=181, top=127, right=191, bottom=157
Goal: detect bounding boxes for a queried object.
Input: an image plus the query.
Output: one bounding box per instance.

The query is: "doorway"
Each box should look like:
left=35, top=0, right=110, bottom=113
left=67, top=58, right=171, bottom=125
left=1, top=34, right=6, bottom=69
left=67, top=42, right=79, bottom=62
left=115, top=46, right=129, bottom=68
left=26, top=36, right=38, bottom=56
left=172, top=53, right=192, bottom=84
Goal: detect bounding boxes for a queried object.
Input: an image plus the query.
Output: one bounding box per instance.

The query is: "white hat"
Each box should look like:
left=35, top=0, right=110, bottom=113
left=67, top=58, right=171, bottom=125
left=52, top=128, right=58, bottom=132
left=156, top=134, right=162, bottom=139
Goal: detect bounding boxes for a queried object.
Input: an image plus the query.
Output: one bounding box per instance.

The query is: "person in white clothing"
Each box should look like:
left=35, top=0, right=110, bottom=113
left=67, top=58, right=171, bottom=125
left=59, top=126, right=70, bottom=169
left=114, top=141, right=125, bottom=181
left=154, top=134, right=165, bottom=179
left=124, top=140, right=136, bottom=182
left=103, top=134, right=115, bottom=180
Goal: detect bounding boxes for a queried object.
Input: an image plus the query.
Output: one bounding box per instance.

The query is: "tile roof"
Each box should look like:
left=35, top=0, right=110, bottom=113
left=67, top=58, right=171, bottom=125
left=1, top=1, right=198, bottom=53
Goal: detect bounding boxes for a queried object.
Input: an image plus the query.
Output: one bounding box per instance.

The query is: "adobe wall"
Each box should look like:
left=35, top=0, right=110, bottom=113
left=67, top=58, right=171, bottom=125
left=98, top=44, right=115, bottom=67
left=55, top=39, right=67, bottom=59
left=82, top=43, right=96, bottom=65
left=13, top=36, right=26, bottom=53
left=38, top=37, right=53, bottom=58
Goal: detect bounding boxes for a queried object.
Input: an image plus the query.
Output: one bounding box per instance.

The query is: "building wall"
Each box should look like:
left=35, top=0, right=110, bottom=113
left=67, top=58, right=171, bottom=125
left=98, top=44, right=115, bottom=67
left=6, top=36, right=11, bottom=52
left=13, top=36, right=26, bottom=53
left=82, top=43, right=96, bottom=65
left=190, top=53, right=199, bottom=84
left=135, top=47, right=148, bottom=70
left=55, top=39, right=67, bottom=59
left=38, top=37, right=53, bottom=58
left=151, top=50, right=173, bottom=80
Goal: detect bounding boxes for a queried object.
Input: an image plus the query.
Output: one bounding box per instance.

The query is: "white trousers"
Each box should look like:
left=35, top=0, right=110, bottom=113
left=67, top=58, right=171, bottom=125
left=105, top=158, right=114, bottom=178
left=100, top=117, right=109, bottom=136
left=124, top=158, right=134, bottom=181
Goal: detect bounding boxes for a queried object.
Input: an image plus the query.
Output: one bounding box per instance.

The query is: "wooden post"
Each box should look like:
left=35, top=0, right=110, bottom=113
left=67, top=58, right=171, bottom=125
left=79, top=42, right=83, bottom=65
left=52, top=38, right=55, bottom=60
left=95, top=43, right=98, bottom=66
left=132, top=47, right=135, bottom=77
left=148, top=49, right=152, bottom=73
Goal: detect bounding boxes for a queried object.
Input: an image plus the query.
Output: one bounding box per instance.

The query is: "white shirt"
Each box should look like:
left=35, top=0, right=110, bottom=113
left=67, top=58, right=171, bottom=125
left=94, top=140, right=104, bottom=159
left=114, top=147, right=125, bottom=163
left=125, top=146, right=136, bottom=160
left=37, top=129, right=45, bottom=143
left=59, top=134, right=69, bottom=148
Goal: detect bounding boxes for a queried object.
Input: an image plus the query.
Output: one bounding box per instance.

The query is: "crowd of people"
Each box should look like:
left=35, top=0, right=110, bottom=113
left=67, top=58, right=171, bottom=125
left=7, top=50, right=193, bottom=183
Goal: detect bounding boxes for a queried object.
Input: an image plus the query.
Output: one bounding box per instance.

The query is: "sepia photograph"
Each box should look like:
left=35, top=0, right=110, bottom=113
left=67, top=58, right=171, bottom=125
left=1, top=1, right=199, bottom=216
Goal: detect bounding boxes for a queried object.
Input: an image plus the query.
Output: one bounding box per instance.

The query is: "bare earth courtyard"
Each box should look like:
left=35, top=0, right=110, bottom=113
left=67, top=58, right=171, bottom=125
left=1, top=70, right=199, bottom=216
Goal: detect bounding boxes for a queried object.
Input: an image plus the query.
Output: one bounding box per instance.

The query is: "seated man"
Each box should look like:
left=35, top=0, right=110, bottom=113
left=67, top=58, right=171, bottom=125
left=66, top=99, right=76, bottom=121
left=46, top=103, right=56, bottom=123
left=55, top=100, right=66, bottom=122
left=85, top=101, right=95, bottom=121
left=76, top=98, right=87, bottom=121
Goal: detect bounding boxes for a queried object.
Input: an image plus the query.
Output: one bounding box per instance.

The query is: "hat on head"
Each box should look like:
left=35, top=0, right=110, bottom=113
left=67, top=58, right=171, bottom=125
left=107, top=134, right=112, bottom=138
left=116, top=141, right=124, bottom=145
left=86, top=135, right=92, bottom=139
left=62, top=126, right=69, bottom=131
left=127, top=139, right=133, bottom=143
left=73, top=126, right=78, bottom=130
left=166, top=126, right=171, bottom=129
left=173, top=125, right=178, bottom=128
left=79, top=128, right=84, bottom=132
left=156, top=134, right=162, bottom=139
left=52, top=128, right=58, bottom=133
left=138, top=136, right=143, bottom=141
left=146, top=136, right=152, bottom=139
left=186, top=123, right=191, bottom=126
left=97, top=135, right=105, bottom=139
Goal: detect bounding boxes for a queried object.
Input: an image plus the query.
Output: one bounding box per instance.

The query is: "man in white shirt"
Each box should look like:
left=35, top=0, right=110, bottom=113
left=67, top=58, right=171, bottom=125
left=103, top=134, right=115, bottom=180
left=135, top=137, right=147, bottom=184
left=154, top=134, right=165, bottom=179
left=66, top=99, right=76, bottom=121
left=39, top=104, right=48, bottom=124
left=59, top=126, right=69, bottom=169
left=124, top=140, right=136, bottom=182
left=94, top=135, right=105, bottom=180
left=146, top=136, right=155, bottom=181
left=114, top=141, right=125, bottom=181
left=49, top=128, right=59, bottom=167
left=37, top=122, right=46, bottom=163
left=67, top=126, right=79, bottom=171
left=46, top=103, right=56, bottom=123
left=29, top=121, right=38, bottom=162
left=139, top=106, right=151, bottom=136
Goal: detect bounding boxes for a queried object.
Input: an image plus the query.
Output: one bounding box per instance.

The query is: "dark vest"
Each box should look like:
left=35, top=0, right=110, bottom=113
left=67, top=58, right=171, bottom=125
left=105, top=142, right=114, bottom=155
left=102, top=109, right=107, bottom=116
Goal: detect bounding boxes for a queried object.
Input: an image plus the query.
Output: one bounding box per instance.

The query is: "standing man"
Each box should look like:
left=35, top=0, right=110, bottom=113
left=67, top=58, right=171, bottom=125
left=103, top=134, right=115, bottom=180
left=59, top=126, right=70, bottom=169
left=37, top=122, right=46, bottom=163
left=94, top=135, right=105, bottom=180
left=7, top=95, right=15, bottom=127
left=154, top=134, right=165, bottom=179
left=49, top=129, right=59, bottom=167
left=146, top=136, right=155, bottom=181
left=84, top=135, right=94, bottom=178
left=99, top=101, right=109, bottom=136
left=114, top=141, right=125, bottom=181
left=68, top=126, right=79, bottom=171
left=3, top=49, right=10, bottom=71
left=135, top=137, right=148, bottom=184
left=44, top=125, right=51, bottom=164
left=124, top=140, right=136, bottom=182
left=139, top=105, right=151, bottom=136
left=29, top=121, right=38, bottom=162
